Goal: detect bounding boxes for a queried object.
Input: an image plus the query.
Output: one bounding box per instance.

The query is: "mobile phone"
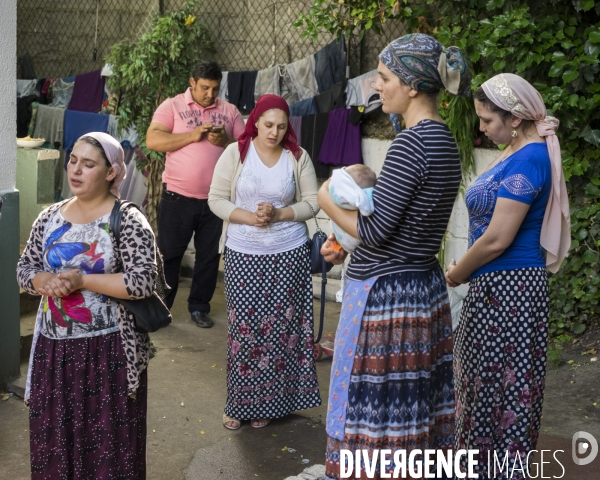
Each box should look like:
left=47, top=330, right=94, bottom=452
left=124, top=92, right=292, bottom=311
left=211, top=126, right=224, bottom=133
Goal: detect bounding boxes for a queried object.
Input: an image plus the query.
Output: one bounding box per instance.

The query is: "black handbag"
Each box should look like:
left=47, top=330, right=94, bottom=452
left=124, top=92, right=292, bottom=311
left=109, top=200, right=172, bottom=333
left=304, top=202, right=334, bottom=343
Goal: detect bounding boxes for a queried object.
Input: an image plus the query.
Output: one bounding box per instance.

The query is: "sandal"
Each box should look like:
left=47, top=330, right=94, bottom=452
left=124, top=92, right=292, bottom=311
left=251, top=418, right=271, bottom=428
left=223, top=414, right=241, bottom=430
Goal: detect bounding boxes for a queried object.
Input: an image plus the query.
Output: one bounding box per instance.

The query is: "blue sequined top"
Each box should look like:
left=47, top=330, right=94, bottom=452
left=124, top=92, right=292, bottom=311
left=466, top=143, right=551, bottom=279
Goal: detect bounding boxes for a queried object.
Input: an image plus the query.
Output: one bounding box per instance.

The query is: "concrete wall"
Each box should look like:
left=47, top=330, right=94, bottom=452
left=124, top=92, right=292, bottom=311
left=0, top=0, right=22, bottom=387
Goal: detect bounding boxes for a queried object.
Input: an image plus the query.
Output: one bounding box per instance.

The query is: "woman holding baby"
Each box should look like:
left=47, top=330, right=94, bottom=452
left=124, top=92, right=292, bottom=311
left=318, top=34, right=470, bottom=479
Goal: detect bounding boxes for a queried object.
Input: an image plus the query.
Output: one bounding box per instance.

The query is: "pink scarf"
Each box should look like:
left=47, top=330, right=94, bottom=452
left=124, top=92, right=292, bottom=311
left=482, top=74, right=570, bottom=273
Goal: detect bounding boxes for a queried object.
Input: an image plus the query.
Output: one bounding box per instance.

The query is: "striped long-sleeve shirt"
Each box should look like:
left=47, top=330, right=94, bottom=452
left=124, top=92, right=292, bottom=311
left=346, top=120, right=461, bottom=281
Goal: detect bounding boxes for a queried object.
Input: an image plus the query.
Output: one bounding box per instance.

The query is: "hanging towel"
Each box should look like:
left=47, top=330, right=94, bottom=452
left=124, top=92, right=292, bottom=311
left=283, top=56, right=319, bottom=105
left=17, top=79, right=37, bottom=98
left=17, top=95, right=36, bottom=138
left=34, top=104, right=67, bottom=196
left=318, top=108, right=362, bottom=167
left=68, top=69, right=105, bottom=112
left=289, top=97, right=317, bottom=117
left=314, top=37, right=347, bottom=94
left=289, top=116, right=302, bottom=148
left=254, top=66, right=281, bottom=102
left=218, top=71, right=229, bottom=101
left=63, top=110, right=109, bottom=154
left=301, top=112, right=330, bottom=180
left=49, top=77, right=76, bottom=109
left=345, top=69, right=379, bottom=108
left=34, top=104, right=65, bottom=147
left=108, top=115, right=140, bottom=148
left=228, top=71, right=258, bottom=114
left=314, top=80, right=346, bottom=114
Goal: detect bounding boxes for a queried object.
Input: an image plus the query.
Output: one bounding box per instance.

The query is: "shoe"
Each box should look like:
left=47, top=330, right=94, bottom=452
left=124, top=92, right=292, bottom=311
left=191, top=311, right=214, bottom=328
left=251, top=418, right=271, bottom=428
left=223, top=414, right=241, bottom=430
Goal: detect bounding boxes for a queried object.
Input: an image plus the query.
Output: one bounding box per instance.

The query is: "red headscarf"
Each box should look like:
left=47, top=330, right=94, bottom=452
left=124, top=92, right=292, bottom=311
left=237, top=94, right=302, bottom=163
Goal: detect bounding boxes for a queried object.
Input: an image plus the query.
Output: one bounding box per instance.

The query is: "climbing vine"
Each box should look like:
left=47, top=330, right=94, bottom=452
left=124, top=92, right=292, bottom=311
left=296, top=0, right=600, bottom=335
left=104, top=1, right=214, bottom=232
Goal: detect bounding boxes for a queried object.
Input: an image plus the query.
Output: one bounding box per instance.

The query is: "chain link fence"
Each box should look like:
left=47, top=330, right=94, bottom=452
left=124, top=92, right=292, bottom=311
left=18, top=0, right=406, bottom=80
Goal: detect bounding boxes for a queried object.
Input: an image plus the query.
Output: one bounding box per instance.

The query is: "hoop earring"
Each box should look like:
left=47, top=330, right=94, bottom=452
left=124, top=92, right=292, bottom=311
left=511, top=129, right=518, bottom=138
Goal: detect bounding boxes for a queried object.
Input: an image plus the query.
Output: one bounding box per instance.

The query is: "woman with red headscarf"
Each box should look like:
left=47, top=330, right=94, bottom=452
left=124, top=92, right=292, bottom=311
left=209, top=94, right=322, bottom=430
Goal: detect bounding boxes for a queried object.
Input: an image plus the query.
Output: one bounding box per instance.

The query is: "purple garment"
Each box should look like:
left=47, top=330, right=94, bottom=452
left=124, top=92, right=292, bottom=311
left=67, top=69, right=105, bottom=112
left=289, top=116, right=302, bottom=148
left=318, top=108, right=362, bottom=166
left=29, top=332, right=147, bottom=479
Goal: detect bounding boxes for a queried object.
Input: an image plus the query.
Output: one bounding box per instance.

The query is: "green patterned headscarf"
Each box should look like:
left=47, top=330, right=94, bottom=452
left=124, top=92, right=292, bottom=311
left=379, top=33, right=471, bottom=97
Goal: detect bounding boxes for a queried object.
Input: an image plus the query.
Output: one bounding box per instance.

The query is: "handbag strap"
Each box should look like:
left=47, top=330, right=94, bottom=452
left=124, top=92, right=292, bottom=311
left=109, top=198, right=138, bottom=249
left=301, top=201, right=327, bottom=344
left=303, top=201, right=322, bottom=233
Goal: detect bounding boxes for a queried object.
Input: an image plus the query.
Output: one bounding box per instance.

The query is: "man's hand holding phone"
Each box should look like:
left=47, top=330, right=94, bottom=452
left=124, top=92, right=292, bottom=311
left=207, top=124, right=230, bottom=148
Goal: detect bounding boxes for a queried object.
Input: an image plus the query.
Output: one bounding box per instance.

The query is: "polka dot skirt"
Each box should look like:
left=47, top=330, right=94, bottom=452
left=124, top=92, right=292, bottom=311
left=454, top=267, right=549, bottom=479
left=223, top=244, right=322, bottom=420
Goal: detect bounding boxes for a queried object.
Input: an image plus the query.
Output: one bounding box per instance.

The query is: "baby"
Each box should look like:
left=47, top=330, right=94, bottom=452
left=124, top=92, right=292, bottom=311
left=328, top=164, right=376, bottom=253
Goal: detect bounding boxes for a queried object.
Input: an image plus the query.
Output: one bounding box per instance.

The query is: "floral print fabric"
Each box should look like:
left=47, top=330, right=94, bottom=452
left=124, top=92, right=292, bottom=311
left=223, top=245, right=321, bottom=420
left=39, top=210, right=119, bottom=338
left=29, top=333, right=147, bottom=480
left=454, top=268, right=549, bottom=479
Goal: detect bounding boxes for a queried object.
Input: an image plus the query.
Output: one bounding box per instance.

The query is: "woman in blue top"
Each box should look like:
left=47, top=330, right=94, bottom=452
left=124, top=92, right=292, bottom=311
left=445, top=73, right=570, bottom=477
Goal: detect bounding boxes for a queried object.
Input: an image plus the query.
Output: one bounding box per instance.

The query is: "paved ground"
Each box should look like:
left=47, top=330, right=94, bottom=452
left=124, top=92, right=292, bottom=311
left=1, top=277, right=599, bottom=479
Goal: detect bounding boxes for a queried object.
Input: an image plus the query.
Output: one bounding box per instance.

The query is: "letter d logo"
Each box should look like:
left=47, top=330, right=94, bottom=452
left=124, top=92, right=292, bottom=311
left=572, top=431, right=598, bottom=466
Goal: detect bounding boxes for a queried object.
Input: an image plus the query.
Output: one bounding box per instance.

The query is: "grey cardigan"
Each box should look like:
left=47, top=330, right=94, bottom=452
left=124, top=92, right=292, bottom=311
left=208, top=142, right=320, bottom=253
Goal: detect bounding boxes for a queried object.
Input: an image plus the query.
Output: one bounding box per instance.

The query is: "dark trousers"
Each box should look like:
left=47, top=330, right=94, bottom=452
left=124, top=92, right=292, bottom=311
left=157, top=189, right=222, bottom=313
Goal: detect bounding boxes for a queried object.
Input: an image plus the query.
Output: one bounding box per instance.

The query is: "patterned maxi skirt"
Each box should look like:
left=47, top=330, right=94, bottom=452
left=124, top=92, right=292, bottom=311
left=223, top=244, right=322, bottom=420
left=29, top=331, right=147, bottom=480
left=325, top=268, right=455, bottom=479
left=454, top=268, right=549, bottom=479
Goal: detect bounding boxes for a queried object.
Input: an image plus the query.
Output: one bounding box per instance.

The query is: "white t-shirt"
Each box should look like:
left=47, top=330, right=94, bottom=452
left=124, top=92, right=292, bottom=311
left=226, top=143, right=308, bottom=254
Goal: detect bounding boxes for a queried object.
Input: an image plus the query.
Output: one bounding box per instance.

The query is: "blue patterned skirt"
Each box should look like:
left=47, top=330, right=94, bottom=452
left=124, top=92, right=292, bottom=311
left=325, top=268, right=455, bottom=479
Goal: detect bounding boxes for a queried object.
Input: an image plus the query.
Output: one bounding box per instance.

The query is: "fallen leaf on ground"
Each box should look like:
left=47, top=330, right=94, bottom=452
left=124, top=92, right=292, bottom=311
left=272, top=434, right=277, bottom=437
left=1, top=395, right=8, bottom=401
left=582, top=348, right=597, bottom=355
left=212, top=364, right=216, bottom=368
left=282, top=446, right=287, bottom=451
left=200, top=430, right=205, bottom=434
left=567, top=360, right=575, bottom=364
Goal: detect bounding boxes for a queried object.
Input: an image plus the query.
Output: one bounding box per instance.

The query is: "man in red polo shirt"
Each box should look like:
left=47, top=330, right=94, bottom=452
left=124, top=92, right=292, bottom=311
left=146, top=61, right=245, bottom=328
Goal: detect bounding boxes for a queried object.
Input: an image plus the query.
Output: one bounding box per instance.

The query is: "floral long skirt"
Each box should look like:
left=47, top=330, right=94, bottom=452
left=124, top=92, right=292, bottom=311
left=454, top=268, right=549, bottom=479
left=325, top=269, right=455, bottom=479
left=29, top=332, right=147, bottom=480
left=223, top=245, right=322, bottom=420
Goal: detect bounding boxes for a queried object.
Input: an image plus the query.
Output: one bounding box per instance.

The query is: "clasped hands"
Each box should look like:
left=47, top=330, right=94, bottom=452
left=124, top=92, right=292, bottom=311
left=445, top=259, right=466, bottom=288
left=252, top=202, right=277, bottom=227
left=37, top=270, right=84, bottom=298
